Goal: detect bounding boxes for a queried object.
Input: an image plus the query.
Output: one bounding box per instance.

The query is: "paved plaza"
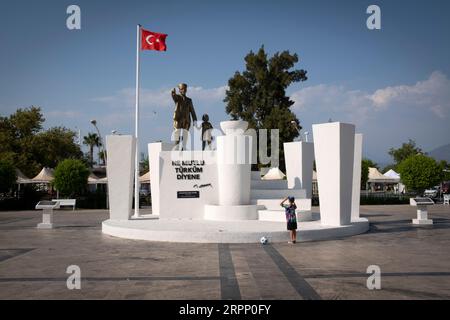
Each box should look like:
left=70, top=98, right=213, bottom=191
left=0, top=205, right=449, bottom=300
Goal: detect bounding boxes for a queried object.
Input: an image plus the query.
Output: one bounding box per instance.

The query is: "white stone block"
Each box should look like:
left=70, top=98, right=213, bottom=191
left=159, top=151, right=218, bottom=220
left=148, top=142, right=174, bottom=215
left=313, top=122, right=355, bottom=226
left=284, top=141, right=315, bottom=198
left=351, top=134, right=363, bottom=221
left=37, top=209, right=54, bottom=229
left=216, top=134, right=252, bottom=206
left=106, top=135, right=136, bottom=220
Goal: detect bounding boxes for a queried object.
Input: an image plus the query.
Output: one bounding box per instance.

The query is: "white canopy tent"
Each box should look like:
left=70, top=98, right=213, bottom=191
left=87, top=173, right=101, bottom=185
left=31, top=167, right=54, bottom=183
left=384, top=169, right=400, bottom=180
left=368, top=167, right=401, bottom=192
left=15, top=169, right=32, bottom=184
left=139, top=171, right=150, bottom=184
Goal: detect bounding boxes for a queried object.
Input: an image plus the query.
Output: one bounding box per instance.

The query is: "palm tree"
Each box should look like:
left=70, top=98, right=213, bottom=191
left=98, top=150, right=107, bottom=166
left=83, top=133, right=101, bottom=167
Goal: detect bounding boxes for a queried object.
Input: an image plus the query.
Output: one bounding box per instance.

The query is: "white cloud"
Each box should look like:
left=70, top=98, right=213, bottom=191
left=46, top=110, right=81, bottom=118
left=369, top=71, right=450, bottom=116
left=291, top=71, right=450, bottom=123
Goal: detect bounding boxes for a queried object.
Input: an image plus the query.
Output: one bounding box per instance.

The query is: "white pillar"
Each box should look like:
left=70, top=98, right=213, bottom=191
left=284, top=141, right=314, bottom=198
left=351, top=134, right=363, bottom=221
left=216, top=121, right=252, bottom=206
left=216, top=136, right=252, bottom=206
left=313, top=122, right=355, bottom=226
left=106, top=135, right=136, bottom=220
left=148, top=142, right=173, bottom=215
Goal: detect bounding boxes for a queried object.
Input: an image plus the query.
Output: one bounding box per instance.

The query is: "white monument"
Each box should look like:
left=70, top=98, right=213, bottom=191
left=102, top=120, right=369, bottom=243
left=284, top=141, right=314, bottom=198
left=106, top=135, right=136, bottom=220
left=313, top=122, right=355, bottom=226
left=351, top=134, right=363, bottom=221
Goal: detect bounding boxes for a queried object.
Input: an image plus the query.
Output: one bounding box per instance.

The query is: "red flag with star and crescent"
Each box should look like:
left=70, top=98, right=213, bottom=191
left=141, top=28, right=167, bottom=51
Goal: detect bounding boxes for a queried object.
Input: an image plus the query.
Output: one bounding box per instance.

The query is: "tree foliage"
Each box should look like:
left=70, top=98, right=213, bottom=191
left=83, top=132, right=101, bottom=167
left=0, top=107, right=83, bottom=177
left=389, top=139, right=423, bottom=165
left=361, top=159, right=373, bottom=189
left=223, top=46, right=307, bottom=170
left=397, top=154, right=442, bottom=194
left=0, top=160, right=16, bottom=194
left=53, top=159, right=89, bottom=197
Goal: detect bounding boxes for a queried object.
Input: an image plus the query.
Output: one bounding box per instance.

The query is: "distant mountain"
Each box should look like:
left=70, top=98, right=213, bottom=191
left=428, top=144, right=450, bottom=162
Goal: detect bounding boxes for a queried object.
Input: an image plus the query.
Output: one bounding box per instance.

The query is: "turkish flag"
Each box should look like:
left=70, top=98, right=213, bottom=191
left=141, top=28, right=167, bottom=51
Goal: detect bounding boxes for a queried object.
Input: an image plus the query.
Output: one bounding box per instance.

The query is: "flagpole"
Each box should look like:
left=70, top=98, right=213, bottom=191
left=133, top=24, right=141, bottom=218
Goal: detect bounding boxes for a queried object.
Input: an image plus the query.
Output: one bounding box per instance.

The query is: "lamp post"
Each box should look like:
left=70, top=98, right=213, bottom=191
left=304, top=131, right=309, bottom=142
left=90, top=119, right=109, bottom=209
left=90, top=119, right=107, bottom=165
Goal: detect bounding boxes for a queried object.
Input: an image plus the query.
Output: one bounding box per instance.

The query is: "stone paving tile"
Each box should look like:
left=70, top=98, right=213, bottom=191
left=0, top=205, right=449, bottom=299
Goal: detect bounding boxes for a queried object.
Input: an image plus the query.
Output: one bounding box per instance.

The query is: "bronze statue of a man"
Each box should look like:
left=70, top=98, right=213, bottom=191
left=172, top=83, right=197, bottom=149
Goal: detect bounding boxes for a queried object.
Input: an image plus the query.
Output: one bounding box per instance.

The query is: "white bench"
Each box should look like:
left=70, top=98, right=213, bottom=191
left=52, top=199, right=76, bottom=211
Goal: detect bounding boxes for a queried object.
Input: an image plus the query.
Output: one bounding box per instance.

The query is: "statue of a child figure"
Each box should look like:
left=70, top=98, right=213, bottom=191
left=201, top=114, right=213, bottom=151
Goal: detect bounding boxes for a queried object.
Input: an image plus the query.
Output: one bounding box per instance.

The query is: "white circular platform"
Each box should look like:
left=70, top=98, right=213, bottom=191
left=102, top=217, right=369, bottom=243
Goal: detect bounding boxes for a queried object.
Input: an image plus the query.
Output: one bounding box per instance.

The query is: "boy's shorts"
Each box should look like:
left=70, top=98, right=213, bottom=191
left=287, top=221, right=297, bottom=231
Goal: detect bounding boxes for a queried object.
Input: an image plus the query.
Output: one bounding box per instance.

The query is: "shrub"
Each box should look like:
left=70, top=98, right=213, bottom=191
left=53, top=159, right=89, bottom=197
left=397, top=154, right=442, bottom=195
left=0, top=160, right=16, bottom=194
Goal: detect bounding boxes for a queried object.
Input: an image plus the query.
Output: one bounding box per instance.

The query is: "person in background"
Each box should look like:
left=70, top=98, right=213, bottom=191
left=280, top=196, right=298, bottom=244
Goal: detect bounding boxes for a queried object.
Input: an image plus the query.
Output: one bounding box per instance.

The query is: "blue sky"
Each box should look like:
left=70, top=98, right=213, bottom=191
left=1, top=0, right=449, bottom=165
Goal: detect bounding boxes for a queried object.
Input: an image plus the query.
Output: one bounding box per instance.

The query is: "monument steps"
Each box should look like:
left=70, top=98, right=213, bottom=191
left=258, top=210, right=319, bottom=222
left=251, top=198, right=311, bottom=211
left=250, top=179, right=288, bottom=189
left=251, top=171, right=262, bottom=180
left=250, top=188, right=306, bottom=199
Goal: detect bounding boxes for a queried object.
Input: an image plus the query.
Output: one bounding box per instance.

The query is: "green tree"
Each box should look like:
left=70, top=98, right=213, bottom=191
left=33, top=127, right=83, bottom=169
left=382, top=164, right=397, bottom=174
left=388, top=139, right=423, bottom=165
left=224, top=46, right=308, bottom=171
left=0, top=107, right=82, bottom=177
left=83, top=133, right=101, bottom=167
left=438, top=160, right=450, bottom=182
left=397, top=154, right=441, bottom=195
left=53, top=159, right=89, bottom=197
left=141, top=154, right=149, bottom=174
left=361, top=159, right=372, bottom=189
left=98, top=150, right=106, bottom=166
left=0, top=160, right=17, bottom=194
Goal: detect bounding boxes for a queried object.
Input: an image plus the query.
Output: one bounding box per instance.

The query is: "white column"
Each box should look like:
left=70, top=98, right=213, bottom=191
left=284, top=141, right=314, bottom=198
left=106, top=135, right=136, bottom=220
left=148, top=142, right=173, bottom=215
left=351, top=134, right=363, bottom=221
left=313, top=122, right=355, bottom=226
left=216, top=134, right=252, bottom=205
